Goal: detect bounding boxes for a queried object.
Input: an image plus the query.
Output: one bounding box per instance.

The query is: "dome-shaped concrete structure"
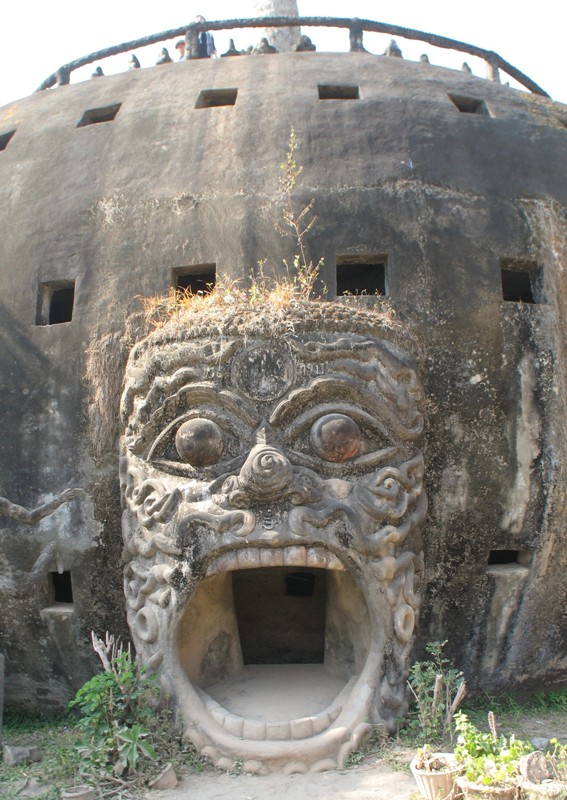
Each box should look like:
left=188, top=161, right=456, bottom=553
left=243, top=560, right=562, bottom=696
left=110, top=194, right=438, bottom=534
left=0, top=18, right=566, bottom=769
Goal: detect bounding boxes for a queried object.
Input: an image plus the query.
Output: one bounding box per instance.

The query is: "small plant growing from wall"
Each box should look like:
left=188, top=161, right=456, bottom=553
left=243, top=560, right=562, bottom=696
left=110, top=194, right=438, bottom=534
left=407, top=640, right=467, bottom=743
left=140, top=128, right=397, bottom=337
left=142, top=129, right=331, bottom=329
left=273, top=126, right=321, bottom=297
left=69, top=632, right=158, bottom=776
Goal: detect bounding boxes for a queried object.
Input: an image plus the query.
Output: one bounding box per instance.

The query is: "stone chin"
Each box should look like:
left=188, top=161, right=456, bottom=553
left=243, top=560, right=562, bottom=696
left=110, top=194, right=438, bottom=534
left=119, top=305, right=426, bottom=773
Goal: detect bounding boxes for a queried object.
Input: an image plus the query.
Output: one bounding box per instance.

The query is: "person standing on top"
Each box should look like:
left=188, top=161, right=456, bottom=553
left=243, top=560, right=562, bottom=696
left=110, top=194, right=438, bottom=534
left=195, top=15, right=217, bottom=58
left=175, top=39, right=186, bottom=60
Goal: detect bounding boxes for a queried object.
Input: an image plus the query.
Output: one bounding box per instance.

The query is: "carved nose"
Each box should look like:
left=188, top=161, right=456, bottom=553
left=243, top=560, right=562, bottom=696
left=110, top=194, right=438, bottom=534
left=238, top=444, right=293, bottom=501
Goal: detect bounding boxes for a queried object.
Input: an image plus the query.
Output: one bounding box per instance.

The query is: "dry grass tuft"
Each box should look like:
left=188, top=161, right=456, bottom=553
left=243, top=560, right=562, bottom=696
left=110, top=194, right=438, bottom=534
left=84, top=330, right=127, bottom=461
left=139, top=265, right=399, bottom=341
left=84, top=314, right=147, bottom=460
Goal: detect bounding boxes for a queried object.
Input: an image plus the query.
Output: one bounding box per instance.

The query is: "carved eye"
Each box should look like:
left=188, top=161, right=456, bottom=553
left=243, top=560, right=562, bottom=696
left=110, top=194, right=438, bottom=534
left=310, top=414, right=362, bottom=463
left=175, top=419, right=224, bottom=467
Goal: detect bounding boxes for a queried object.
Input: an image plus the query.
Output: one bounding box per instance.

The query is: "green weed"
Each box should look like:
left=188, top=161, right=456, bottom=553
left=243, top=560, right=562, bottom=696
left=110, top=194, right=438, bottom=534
left=68, top=632, right=159, bottom=776
left=463, top=689, right=567, bottom=728
left=454, top=711, right=532, bottom=787
left=0, top=719, right=81, bottom=798
left=527, top=691, right=567, bottom=713
left=344, top=726, right=388, bottom=768
left=405, top=640, right=467, bottom=744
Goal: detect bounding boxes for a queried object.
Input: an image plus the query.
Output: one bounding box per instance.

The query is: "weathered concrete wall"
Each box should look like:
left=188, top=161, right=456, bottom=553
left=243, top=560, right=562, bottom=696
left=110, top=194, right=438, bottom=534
left=0, top=50, right=566, bottom=707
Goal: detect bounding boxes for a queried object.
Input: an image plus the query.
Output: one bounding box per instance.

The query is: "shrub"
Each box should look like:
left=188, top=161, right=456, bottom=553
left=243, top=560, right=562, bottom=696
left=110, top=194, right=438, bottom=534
left=454, top=711, right=533, bottom=787
left=407, top=640, right=467, bottom=743
left=69, top=632, right=158, bottom=775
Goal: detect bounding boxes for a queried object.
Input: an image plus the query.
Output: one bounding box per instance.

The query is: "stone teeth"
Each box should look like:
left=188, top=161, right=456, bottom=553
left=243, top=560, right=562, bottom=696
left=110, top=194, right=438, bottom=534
left=222, top=713, right=244, bottom=737
left=206, top=546, right=346, bottom=576
left=210, top=706, right=225, bottom=727
left=326, top=553, right=345, bottom=571
left=242, top=720, right=266, bottom=740
left=260, top=548, right=284, bottom=567
left=266, top=721, right=291, bottom=740
left=290, top=717, right=314, bottom=739
left=148, top=588, right=171, bottom=607
left=306, top=547, right=324, bottom=567
left=236, top=548, right=260, bottom=569
left=312, top=711, right=332, bottom=735
left=206, top=551, right=238, bottom=576
left=205, top=703, right=342, bottom=741
left=283, top=546, right=307, bottom=566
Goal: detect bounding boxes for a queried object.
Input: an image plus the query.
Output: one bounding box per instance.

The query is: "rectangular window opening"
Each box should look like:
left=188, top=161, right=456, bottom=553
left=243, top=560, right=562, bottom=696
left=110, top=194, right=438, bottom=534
left=173, top=265, right=216, bottom=295
left=77, top=103, right=122, bottom=127
left=0, top=129, right=16, bottom=151
left=500, top=259, right=539, bottom=303
left=449, top=94, right=490, bottom=116
left=487, top=550, right=532, bottom=567
left=36, top=280, right=76, bottom=325
left=49, top=571, right=74, bottom=604
left=318, top=84, right=359, bottom=100
left=336, top=254, right=387, bottom=297
left=195, top=89, right=238, bottom=109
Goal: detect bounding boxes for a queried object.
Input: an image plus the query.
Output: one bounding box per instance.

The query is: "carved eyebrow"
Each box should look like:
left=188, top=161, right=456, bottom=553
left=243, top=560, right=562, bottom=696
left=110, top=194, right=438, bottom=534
left=331, top=358, right=424, bottom=419
left=129, top=385, right=257, bottom=454
left=121, top=338, right=240, bottom=423
left=270, top=376, right=423, bottom=442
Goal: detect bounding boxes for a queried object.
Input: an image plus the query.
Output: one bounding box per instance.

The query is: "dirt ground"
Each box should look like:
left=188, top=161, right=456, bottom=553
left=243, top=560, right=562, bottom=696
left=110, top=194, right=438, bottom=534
left=495, top=710, right=567, bottom=743
left=148, top=711, right=567, bottom=800
left=4, top=709, right=567, bottom=799
left=150, top=756, right=417, bottom=800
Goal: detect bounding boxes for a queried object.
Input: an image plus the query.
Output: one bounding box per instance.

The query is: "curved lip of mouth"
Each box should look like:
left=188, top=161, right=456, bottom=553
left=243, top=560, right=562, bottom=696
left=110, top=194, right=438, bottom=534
left=171, top=543, right=380, bottom=755
left=197, top=677, right=357, bottom=742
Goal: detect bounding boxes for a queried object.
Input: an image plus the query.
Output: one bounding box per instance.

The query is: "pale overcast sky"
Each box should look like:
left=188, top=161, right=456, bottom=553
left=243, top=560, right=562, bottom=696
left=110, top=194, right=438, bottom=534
left=0, top=1, right=565, bottom=109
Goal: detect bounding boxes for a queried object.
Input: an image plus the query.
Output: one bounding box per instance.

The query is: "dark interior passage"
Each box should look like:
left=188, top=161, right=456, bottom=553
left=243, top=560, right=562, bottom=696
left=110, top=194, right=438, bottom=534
left=233, top=567, right=326, bottom=665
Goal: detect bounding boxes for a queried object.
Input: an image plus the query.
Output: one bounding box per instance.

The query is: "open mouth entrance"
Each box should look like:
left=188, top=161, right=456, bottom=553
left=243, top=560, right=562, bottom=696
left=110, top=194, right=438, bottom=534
left=234, top=567, right=326, bottom=664
left=176, top=550, right=371, bottom=730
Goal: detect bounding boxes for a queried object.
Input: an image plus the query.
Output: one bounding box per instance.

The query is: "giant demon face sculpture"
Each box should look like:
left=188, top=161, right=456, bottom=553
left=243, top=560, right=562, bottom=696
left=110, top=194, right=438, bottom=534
left=120, top=305, right=426, bottom=774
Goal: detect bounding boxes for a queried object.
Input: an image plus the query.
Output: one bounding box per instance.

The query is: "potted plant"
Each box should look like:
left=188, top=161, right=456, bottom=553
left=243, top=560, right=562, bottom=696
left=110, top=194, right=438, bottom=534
left=518, top=742, right=567, bottom=799
left=453, top=711, right=533, bottom=800
left=410, top=744, right=463, bottom=800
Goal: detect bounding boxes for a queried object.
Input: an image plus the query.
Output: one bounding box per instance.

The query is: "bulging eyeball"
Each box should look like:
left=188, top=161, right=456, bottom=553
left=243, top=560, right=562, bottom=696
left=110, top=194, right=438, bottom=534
left=310, top=414, right=362, bottom=462
left=175, top=419, right=224, bottom=466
